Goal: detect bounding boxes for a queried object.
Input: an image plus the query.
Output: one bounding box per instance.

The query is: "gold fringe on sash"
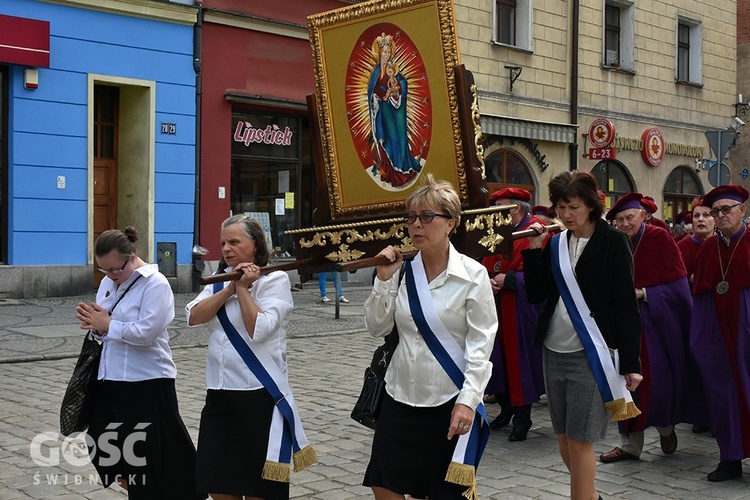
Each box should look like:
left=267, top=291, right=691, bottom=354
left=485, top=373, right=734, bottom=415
left=292, top=444, right=318, bottom=472
left=445, top=461, right=478, bottom=500
left=605, top=398, right=641, bottom=422
left=262, top=461, right=291, bottom=483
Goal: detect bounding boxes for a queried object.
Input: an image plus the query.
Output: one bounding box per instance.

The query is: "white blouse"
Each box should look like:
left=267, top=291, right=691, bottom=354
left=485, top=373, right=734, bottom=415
left=544, top=234, right=590, bottom=353
left=185, top=270, right=293, bottom=391
left=95, top=264, right=177, bottom=382
left=364, top=245, right=498, bottom=411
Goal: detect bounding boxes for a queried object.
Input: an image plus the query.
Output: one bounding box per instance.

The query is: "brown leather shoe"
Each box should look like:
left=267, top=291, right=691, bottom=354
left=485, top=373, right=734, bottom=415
left=660, top=429, right=678, bottom=455
left=599, top=447, right=639, bottom=463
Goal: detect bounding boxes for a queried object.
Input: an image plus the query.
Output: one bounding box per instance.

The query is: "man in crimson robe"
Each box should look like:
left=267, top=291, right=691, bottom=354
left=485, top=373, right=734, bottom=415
left=599, top=192, right=694, bottom=463
left=481, top=188, right=548, bottom=442
left=691, top=184, right=750, bottom=482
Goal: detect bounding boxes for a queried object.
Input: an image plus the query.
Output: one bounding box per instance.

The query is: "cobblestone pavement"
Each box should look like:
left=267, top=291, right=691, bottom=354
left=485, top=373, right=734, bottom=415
left=0, top=283, right=747, bottom=498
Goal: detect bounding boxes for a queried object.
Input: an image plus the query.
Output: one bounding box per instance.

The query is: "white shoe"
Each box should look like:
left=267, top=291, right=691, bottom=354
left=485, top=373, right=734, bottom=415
left=320, top=296, right=331, bottom=303
left=340, top=296, right=350, bottom=303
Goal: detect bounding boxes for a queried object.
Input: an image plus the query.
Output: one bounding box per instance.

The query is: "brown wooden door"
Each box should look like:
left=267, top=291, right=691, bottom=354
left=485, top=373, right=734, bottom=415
left=93, top=86, right=119, bottom=286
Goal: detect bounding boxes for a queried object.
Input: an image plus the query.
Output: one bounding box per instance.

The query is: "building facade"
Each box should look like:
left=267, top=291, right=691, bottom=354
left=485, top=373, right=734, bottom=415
left=458, top=0, right=737, bottom=224
left=196, top=0, right=348, bottom=264
left=0, top=0, right=197, bottom=297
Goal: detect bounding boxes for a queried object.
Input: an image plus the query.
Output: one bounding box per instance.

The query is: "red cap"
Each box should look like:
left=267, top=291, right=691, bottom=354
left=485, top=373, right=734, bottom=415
left=640, top=196, right=658, bottom=214
left=605, top=192, right=643, bottom=221
left=675, top=210, right=690, bottom=224
left=683, top=213, right=693, bottom=225
left=702, top=185, right=750, bottom=207
left=491, top=187, right=532, bottom=202
left=532, top=205, right=555, bottom=218
left=691, top=197, right=704, bottom=211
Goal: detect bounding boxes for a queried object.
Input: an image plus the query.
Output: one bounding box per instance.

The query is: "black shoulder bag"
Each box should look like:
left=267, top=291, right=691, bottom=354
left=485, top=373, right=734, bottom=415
left=60, top=275, right=142, bottom=436
left=351, top=268, right=403, bottom=430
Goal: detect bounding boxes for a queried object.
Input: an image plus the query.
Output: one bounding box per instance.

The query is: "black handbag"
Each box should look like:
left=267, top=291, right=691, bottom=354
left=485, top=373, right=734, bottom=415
left=59, top=330, right=103, bottom=436
left=59, top=275, right=142, bottom=436
left=351, top=267, right=404, bottom=430
left=350, top=328, right=399, bottom=430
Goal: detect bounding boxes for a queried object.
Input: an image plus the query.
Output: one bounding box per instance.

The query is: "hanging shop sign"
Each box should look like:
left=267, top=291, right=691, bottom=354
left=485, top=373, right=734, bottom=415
left=588, top=118, right=615, bottom=148
left=640, top=127, right=665, bottom=167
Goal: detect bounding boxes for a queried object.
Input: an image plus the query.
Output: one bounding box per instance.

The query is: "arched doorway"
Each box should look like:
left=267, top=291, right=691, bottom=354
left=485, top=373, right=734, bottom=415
left=591, top=159, right=635, bottom=209
left=485, top=149, right=536, bottom=200
left=663, top=166, right=702, bottom=227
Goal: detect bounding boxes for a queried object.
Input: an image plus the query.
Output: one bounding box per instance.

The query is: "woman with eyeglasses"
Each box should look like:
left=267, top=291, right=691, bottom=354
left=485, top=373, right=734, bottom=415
left=75, top=227, right=203, bottom=499
left=363, top=174, right=497, bottom=499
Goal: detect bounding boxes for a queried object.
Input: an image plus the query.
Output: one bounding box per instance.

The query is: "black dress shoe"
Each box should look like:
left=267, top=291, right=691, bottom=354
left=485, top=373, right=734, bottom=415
left=707, top=460, right=743, bottom=482
left=660, top=429, right=678, bottom=455
left=508, top=428, right=528, bottom=442
left=490, top=410, right=514, bottom=430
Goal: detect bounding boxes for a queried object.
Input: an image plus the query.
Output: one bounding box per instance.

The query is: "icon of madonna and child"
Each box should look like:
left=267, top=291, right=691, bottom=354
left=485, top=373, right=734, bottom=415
left=345, top=25, right=432, bottom=191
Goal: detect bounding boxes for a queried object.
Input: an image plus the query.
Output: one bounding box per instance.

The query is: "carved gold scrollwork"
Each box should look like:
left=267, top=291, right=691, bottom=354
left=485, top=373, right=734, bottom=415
left=470, top=84, right=486, bottom=179
left=464, top=211, right=513, bottom=253
left=326, top=245, right=365, bottom=262
left=296, top=222, right=409, bottom=250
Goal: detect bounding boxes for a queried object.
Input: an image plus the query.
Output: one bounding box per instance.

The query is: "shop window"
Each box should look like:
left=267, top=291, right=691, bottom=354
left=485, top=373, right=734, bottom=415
left=591, top=160, right=634, bottom=209
left=663, top=166, right=702, bottom=227
left=485, top=149, right=536, bottom=200
left=231, top=111, right=308, bottom=258
left=0, top=66, right=8, bottom=264
left=676, top=18, right=702, bottom=85
left=603, top=0, right=634, bottom=71
left=493, top=0, right=531, bottom=50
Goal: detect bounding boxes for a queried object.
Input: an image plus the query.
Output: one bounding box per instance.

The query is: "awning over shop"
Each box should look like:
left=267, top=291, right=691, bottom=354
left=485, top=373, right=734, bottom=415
left=225, top=91, right=308, bottom=111
left=0, top=14, right=50, bottom=68
left=481, top=115, right=577, bottom=144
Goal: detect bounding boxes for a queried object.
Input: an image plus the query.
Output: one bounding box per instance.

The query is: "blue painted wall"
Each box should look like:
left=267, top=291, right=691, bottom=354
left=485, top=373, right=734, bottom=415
left=1, top=0, right=196, bottom=266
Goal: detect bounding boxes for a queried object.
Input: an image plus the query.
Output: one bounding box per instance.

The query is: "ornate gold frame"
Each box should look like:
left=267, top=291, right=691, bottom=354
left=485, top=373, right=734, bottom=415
left=308, top=0, right=466, bottom=219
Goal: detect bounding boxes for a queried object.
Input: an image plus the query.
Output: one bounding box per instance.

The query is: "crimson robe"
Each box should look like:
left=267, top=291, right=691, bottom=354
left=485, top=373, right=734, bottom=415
left=620, top=224, right=699, bottom=434
left=691, top=228, right=750, bottom=461
left=481, top=215, right=546, bottom=406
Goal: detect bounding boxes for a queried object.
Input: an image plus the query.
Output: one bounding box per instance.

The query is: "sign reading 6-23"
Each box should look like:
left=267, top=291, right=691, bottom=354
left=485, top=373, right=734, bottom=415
left=589, top=147, right=616, bottom=160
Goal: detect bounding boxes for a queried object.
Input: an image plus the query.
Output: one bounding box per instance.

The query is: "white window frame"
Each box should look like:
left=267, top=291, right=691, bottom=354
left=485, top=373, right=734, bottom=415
left=676, top=16, right=702, bottom=85
left=492, top=0, right=533, bottom=51
left=602, top=0, right=634, bottom=71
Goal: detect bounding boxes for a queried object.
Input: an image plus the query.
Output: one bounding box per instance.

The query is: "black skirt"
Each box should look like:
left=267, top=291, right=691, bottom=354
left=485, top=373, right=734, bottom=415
left=87, top=378, right=204, bottom=500
left=363, top=393, right=468, bottom=499
left=196, top=389, right=290, bottom=499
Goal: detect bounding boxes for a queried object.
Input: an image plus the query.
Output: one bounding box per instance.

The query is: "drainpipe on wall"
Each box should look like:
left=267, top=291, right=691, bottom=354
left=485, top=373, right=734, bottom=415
left=191, top=0, right=205, bottom=291
left=569, top=0, right=580, bottom=171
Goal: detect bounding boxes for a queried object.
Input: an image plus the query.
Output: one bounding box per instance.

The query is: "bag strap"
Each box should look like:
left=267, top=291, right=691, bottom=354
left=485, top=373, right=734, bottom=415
left=108, top=274, right=142, bottom=316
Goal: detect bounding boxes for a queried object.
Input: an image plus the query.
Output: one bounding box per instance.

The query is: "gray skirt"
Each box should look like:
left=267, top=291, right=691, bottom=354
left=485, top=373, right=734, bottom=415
left=543, top=347, right=610, bottom=442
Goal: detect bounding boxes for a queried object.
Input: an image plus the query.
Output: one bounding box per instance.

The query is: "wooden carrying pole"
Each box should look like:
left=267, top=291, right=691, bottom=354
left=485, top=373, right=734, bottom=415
left=199, top=257, right=328, bottom=285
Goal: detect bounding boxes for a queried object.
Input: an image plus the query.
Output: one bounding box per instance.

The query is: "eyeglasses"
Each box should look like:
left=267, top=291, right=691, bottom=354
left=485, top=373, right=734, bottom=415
left=709, top=203, right=742, bottom=217
left=404, top=212, right=452, bottom=224
left=97, top=259, right=129, bottom=275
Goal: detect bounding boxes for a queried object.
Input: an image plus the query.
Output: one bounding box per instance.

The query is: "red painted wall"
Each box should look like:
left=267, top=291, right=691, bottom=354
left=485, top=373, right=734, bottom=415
left=203, top=0, right=347, bottom=25
left=199, top=2, right=341, bottom=256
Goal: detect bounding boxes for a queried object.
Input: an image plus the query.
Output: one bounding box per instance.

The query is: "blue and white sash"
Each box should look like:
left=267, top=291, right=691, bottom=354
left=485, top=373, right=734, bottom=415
left=549, top=232, right=640, bottom=421
left=213, top=280, right=317, bottom=482
left=404, top=255, right=489, bottom=500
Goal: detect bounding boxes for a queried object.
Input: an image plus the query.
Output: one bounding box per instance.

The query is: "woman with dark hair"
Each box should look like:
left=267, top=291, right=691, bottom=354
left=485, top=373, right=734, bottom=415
left=522, top=171, right=643, bottom=500
left=75, top=226, right=202, bottom=499
left=363, top=174, right=497, bottom=499
left=186, top=214, right=316, bottom=500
